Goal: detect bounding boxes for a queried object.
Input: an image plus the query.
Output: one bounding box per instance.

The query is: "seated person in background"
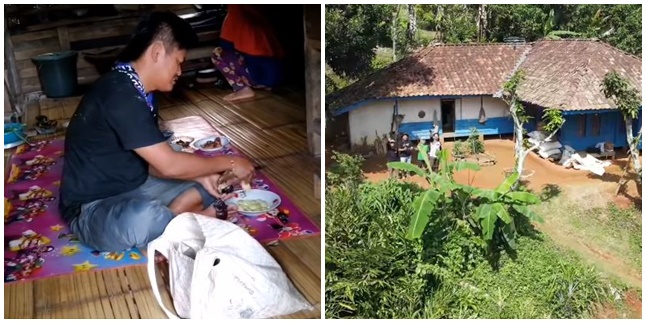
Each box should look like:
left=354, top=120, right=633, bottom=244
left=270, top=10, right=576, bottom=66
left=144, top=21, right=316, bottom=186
left=211, top=4, right=285, bottom=101
left=59, top=12, right=255, bottom=253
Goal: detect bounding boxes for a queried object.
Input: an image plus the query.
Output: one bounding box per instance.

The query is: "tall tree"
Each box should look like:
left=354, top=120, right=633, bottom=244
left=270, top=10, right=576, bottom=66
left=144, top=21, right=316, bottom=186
left=601, top=71, right=642, bottom=189
left=407, top=4, right=417, bottom=43
left=603, top=4, right=641, bottom=56
left=501, top=71, right=565, bottom=188
left=488, top=5, right=548, bottom=42
left=476, top=4, right=487, bottom=42
left=433, top=4, right=477, bottom=43
left=325, top=5, right=391, bottom=78
left=391, top=4, right=402, bottom=61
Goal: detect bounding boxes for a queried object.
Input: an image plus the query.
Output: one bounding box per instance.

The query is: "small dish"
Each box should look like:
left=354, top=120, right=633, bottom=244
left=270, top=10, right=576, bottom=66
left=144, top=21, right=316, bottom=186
left=226, top=189, right=281, bottom=217
left=168, top=136, right=194, bottom=151
left=191, top=136, right=230, bottom=152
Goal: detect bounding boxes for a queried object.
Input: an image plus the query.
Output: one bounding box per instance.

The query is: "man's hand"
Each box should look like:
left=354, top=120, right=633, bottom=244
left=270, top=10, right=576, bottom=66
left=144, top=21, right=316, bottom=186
left=135, top=142, right=255, bottom=180
left=229, top=156, right=255, bottom=187
left=195, top=173, right=235, bottom=200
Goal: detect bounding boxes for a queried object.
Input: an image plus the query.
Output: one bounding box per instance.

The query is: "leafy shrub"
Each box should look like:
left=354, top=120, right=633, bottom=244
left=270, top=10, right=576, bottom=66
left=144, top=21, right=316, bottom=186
left=466, top=128, right=485, bottom=154
left=326, top=151, right=365, bottom=188
left=426, top=236, right=615, bottom=319
left=452, top=140, right=466, bottom=158
left=388, top=150, right=543, bottom=260
left=453, top=129, right=485, bottom=158
left=325, top=180, right=428, bottom=318
left=325, top=180, right=622, bottom=319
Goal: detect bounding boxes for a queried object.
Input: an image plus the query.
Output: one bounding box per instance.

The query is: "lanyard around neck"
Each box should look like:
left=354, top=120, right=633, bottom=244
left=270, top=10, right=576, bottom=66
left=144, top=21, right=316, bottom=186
left=113, top=62, right=155, bottom=114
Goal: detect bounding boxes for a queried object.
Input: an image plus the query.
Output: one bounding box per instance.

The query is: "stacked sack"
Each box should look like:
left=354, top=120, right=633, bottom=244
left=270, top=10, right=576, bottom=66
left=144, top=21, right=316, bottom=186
left=527, top=131, right=562, bottom=159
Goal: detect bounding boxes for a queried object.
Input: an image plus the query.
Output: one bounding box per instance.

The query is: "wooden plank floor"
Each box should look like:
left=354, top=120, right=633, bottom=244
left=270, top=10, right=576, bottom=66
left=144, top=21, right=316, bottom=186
left=4, top=87, right=321, bottom=319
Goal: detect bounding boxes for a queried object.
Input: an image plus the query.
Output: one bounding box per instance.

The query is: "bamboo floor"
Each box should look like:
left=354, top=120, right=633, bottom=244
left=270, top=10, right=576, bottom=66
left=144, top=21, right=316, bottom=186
left=3, top=86, right=322, bottom=319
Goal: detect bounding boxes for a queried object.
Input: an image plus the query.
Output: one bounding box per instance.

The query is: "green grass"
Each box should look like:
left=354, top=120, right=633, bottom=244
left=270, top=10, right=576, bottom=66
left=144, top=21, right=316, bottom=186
left=533, top=187, right=642, bottom=274
left=425, top=235, right=619, bottom=319
left=325, top=179, right=630, bottom=319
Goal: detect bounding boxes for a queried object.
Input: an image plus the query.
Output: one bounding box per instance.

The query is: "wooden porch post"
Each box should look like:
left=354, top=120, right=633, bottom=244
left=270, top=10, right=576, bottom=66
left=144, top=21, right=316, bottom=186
left=304, top=5, right=321, bottom=199
left=4, top=19, right=24, bottom=119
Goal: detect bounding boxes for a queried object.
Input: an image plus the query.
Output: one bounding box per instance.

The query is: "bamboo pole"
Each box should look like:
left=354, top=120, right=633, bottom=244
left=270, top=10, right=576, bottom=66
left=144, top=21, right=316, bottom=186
left=4, top=18, right=24, bottom=117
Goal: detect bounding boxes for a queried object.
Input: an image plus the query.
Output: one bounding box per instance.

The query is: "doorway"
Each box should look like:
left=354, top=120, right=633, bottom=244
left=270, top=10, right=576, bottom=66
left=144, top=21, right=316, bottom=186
left=440, top=99, right=455, bottom=133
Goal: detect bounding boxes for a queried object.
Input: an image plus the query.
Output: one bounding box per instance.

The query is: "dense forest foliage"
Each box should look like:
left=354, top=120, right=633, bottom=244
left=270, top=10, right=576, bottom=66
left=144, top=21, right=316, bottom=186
left=325, top=4, right=642, bottom=95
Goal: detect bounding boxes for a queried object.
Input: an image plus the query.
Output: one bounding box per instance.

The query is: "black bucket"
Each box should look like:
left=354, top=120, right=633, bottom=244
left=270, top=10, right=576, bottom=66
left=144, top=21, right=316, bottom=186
left=31, top=51, right=79, bottom=98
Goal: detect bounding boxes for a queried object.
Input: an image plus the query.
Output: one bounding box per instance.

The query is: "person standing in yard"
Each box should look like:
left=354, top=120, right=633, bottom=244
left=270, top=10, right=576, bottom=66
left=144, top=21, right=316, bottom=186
left=59, top=12, right=256, bottom=253
left=211, top=4, right=285, bottom=101
left=398, top=133, right=413, bottom=163
left=398, top=133, right=413, bottom=178
left=417, top=139, right=430, bottom=170
left=386, top=138, right=399, bottom=179
left=429, top=132, right=442, bottom=172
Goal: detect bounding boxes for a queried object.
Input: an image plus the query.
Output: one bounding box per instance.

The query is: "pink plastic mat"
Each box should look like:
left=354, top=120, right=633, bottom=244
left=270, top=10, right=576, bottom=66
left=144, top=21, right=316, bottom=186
left=4, top=117, right=319, bottom=284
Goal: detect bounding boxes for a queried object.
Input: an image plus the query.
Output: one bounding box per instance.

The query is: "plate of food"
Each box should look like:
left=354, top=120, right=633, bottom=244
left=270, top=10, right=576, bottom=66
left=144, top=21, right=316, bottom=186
left=168, top=136, right=194, bottom=151
left=227, top=189, right=281, bottom=217
left=192, top=136, right=230, bottom=152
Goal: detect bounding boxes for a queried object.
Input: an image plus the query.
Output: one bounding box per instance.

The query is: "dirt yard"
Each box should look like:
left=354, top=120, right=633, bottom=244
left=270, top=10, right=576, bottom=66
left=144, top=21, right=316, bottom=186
left=359, top=139, right=641, bottom=208
left=328, top=138, right=642, bottom=318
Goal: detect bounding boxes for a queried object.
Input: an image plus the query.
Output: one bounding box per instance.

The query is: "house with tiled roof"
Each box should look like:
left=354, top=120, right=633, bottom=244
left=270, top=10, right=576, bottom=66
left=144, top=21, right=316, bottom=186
left=328, top=39, right=642, bottom=151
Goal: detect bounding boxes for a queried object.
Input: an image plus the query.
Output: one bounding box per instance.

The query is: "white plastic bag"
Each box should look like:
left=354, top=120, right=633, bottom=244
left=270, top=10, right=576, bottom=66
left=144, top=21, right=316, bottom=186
left=147, top=213, right=312, bottom=319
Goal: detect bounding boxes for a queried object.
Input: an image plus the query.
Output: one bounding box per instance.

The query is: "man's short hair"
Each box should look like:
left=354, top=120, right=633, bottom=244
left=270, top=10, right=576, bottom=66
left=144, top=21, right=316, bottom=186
left=117, top=11, right=198, bottom=62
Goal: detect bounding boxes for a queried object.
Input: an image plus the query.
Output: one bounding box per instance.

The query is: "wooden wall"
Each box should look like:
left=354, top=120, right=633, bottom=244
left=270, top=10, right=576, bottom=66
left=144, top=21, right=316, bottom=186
left=7, top=4, right=214, bottom=95
left=11, top=18, right=139, bottom=94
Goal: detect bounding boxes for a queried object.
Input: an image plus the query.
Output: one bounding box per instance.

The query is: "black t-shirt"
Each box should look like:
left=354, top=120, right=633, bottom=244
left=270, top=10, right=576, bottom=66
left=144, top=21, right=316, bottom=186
left=386, top=143, right=398, bottom=162
left=59, top=70, right=166, bottom=223
left=399, top=140, right=412, bottom=157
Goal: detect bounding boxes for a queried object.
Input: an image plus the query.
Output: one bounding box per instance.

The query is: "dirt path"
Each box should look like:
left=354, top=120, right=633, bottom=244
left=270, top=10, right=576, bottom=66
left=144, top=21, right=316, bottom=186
left=536, top=214, right=641, bottom=288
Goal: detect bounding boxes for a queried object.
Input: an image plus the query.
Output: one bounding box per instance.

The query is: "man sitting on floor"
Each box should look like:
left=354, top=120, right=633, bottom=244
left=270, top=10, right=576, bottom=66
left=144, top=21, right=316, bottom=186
left=59, top=12, right=255, bottom=253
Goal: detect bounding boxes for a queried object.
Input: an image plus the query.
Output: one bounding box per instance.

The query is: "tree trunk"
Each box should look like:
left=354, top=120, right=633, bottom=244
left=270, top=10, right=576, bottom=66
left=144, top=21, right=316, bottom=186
left=407, top=4, right=417, bottom=43
left=435, top=5, right=443, bottom=42
left=477, top=4, right=487, bottom=42
left=511, top=101, right=526, bottom=189
left=392, top=5, right=400, bottom=61
left=624, top=118, right=642, bottom=184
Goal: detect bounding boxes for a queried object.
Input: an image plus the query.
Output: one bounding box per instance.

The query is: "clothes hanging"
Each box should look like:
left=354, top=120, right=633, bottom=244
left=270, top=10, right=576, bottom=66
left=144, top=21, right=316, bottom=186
left=478, top=105, right=487, bottom=124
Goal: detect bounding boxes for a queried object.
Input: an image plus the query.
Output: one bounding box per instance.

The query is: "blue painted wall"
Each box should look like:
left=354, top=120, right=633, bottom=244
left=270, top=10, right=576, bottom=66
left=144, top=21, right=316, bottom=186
left=399, top=116, right=514, bottom=140
left=559, top=110, right=624, bottom=151
left=398, top=122, right=439, bottom=140
left=399, top=110, right=641, bottom=151
left=455, top=117, right=514, bottom=136
left=633, top=107, right=642, bottom=150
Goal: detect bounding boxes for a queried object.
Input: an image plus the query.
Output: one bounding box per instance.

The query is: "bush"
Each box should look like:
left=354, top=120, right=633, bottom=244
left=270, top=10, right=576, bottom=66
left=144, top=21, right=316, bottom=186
left=325, top=180, right=428, bottom=318
left=325, top=180, right=625, bottom=319
left=466, top=128, right=485, bottom=154
left=427, top=236, right=615, bottom=318
left=326, top=151, right=365, bottom=188
left=452, top=141, right=466, bottom=158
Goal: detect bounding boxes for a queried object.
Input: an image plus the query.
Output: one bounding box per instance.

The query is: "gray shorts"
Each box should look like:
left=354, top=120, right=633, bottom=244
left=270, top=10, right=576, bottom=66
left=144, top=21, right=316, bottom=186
left=69, top=176, right=216, bottom=252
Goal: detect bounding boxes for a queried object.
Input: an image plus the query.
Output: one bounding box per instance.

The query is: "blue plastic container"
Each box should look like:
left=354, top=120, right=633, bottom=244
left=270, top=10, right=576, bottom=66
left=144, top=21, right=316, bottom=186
left=4, top=122, right=25, bottom=145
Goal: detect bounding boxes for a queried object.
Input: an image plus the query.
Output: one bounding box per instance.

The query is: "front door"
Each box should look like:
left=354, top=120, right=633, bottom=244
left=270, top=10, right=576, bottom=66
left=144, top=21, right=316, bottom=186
left=440, top=99, right=455, bottom=133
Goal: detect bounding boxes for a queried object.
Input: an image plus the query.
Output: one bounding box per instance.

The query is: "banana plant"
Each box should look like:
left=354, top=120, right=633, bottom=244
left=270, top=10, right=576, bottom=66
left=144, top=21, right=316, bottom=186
left=471, top=172, right=543, bottom=249
left=387, top=146, right=543, bottom=251
left=388, top=148, right=479, bottom=239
